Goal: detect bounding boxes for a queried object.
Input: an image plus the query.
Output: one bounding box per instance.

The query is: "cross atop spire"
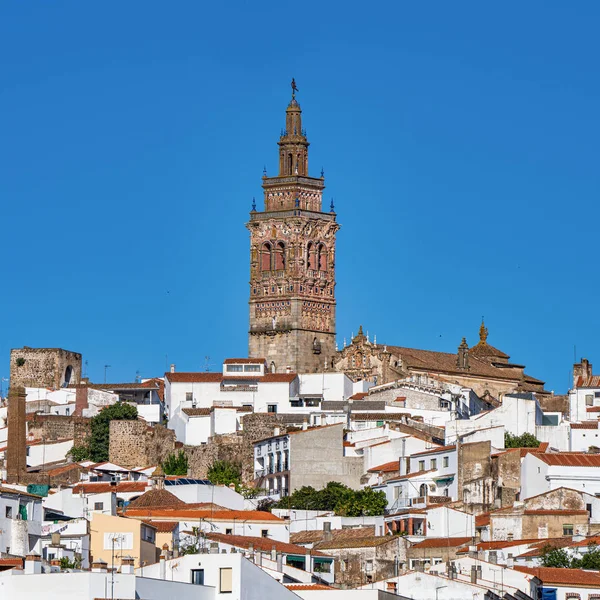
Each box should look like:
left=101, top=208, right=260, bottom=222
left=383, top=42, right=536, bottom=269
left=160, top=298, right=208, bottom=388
left=479, top=317, right=489, bottom=344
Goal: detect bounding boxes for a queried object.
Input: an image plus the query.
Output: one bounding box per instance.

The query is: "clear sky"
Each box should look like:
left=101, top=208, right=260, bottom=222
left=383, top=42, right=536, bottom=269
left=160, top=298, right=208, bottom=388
left=1, top=2, right=599, bottom=393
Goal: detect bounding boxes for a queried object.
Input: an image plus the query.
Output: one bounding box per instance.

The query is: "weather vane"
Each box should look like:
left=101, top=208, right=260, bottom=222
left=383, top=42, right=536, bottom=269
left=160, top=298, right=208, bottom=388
left=291, top=78, right=298, bottom=98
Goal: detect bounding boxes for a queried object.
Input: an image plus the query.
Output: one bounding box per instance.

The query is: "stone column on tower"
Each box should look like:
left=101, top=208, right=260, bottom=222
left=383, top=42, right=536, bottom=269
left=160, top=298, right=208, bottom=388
left=6, top=386, right=27, bottom=484
left=246, top=85, right=339, bottom=373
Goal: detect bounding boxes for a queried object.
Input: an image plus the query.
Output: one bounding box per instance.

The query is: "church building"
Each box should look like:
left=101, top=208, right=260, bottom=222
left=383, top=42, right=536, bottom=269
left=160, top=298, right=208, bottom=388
left=247, top=85, right=339, bottom=373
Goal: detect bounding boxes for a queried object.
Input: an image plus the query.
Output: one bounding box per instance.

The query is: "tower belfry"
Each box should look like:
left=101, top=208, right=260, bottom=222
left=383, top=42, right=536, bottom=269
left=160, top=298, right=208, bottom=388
left=246, top=84, right=339, bottom=373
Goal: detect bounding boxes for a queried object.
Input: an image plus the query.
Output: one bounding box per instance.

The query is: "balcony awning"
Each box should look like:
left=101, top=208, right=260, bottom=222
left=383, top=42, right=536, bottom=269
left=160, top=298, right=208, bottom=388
left=433, top=475, right=455, bottom=484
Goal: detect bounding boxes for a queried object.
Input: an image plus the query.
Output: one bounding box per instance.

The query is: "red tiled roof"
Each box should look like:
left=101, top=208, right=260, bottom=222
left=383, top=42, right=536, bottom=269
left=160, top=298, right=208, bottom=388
left=142, top=520, right=179, bottom=533
left=571, top=422, right=600, bottom=429
left=285, top=584, right=333, bottom=590
left=46, top=463, right=88, bottom=476
left=515, top=566, right=600, bottom=587
left=290, top=527, right=375, bottom=545
left=127, top=489, right=185, bottom=509
left=368, top=460, right=400, bottom=473
left=182, top=408, right=211, bottom=416
left=587, top=407, right=600, bottom=413
left=523, top=510, right=588, bottom=516
left=223, top=358, right=266, bottom=364
left=576, top=376, right=600, bottom=388
left=0, top=558, right=24, bottom=569
left=166, top=372, right=224, bottom=383
left=411, top=537, right=472, bottom=549
left=206, top=532, right=328, bottom=556
left=125, top=508, right=284, bottom=521
left=314, top=536, right=394, bottom=550
left=72, top=482, right=148, bottom=494
left=534, top=453, right=600, bottom=467
left=349, top=393, right=368, bottom=400
left=475, top=513, right=490, bottom=527
left=410, top=445, right=454, bottom=457
left=388, top=469, right=437, bottom=481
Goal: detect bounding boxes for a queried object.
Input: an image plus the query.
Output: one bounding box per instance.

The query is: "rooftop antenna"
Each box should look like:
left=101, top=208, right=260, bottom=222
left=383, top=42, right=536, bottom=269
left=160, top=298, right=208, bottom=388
left=83, top=360, right=88, bottom=378
left=104, top=365, right=111, bottom=384
left=204, top=356, right=215, bottom=372
left=135, top=370, right=141, bottom=383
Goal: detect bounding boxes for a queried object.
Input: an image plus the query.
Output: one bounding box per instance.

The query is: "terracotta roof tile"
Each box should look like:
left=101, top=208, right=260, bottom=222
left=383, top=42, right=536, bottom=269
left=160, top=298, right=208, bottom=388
left=387, top=469, right=437, bottom=482
left=411, top=537, right=472, bottom=549
left=290, top=527, right=375, bottom=545
left=166, top=372, right=224, bottom=383
left=223, top=358, right=266, bottom=364
left=127, top=488, right=185, bottom=509
left=72, top=482, right=148, bottom=494
left=125, top=508, right=284, bottom=521
left=577, top=376, right=600, bottom=388
left=314, top=536, right=395, bottom=550
left=515, top=566, right=600, bottom=587
left=285, top=584, right=333, bottom=590
left=410, top=445, right=454, bottom=457
left=141, top=520, right=179, bottom=533
left=206, top=532, right=328, bottom=556
left=349, top=413, right=404, bottom=421
left=475, top=513, right=490, bottom=527
left=368, top=461, right=401, bottom=473
left=534, top=453, right=600, bottom=467
left=182, top=408, right=211, bottom=416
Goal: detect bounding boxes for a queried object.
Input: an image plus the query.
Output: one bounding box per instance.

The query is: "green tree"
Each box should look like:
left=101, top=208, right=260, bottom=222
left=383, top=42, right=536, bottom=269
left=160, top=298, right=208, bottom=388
left=540, top=546, right=573, bottom=568
left=575, top=544, right=600, bottom=570
left=504, top=432, right=541, bottom=448
left=279, top=482, right=387, bottom=516
left=67, top=444, right=91, bottom=462
left=89, top=402, right=138, bottom=463
left=207, top=460, right=242, bottom=487
left=162, top=450, right=189, bottom=476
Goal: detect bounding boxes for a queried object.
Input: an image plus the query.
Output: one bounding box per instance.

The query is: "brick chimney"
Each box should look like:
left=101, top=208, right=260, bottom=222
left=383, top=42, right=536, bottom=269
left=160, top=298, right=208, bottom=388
left=25, top=554, right=42, bottom=575
left=7, top=386, right=27, bottom=484
left=573, top=358, right=593, bottom=388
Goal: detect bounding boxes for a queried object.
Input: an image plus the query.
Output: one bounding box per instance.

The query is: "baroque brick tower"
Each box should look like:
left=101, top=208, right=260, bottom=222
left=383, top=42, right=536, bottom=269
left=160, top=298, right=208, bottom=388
left=247, top=84, right=339, bottom=373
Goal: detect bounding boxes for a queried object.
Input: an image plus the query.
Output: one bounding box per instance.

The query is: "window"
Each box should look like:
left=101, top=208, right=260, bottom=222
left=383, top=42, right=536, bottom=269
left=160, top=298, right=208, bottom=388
left=588, top=503, right=593, bottom=518
left=94, top=502, right=104, bottom=511
left=261, top=530, right=269, bottom=538
left=376, top=420, right=384, bottom=427
left=365, top=559, right=373, bottom=573
left=191, top=569, right=204, bottom=585
left=5, top=506, right=12, bottom=519
left=186, top=392, right=193, bottom=402
left=563, top=524, right=574, bottom=536
left=418, top=460, right=425, bottom=471
left=225, top=528, right=233, bottom=535
left=219, top=567, right=233, bottom=593
left=587, top=395, right=594, bottom=406
left=141, top=525, right=155, bottom=543
left=267, top=404, right=277, bottom=414
left=226, top=365, right=243, bottom=372
left=340, top=559, right=348, bottom=572
left=431, top=458, right=437, bottom=469
left=65, top=408, right=70, bottom=416
left=244, top=365, right=261, bottom=372
left=443, top=456, right=449, bottom=468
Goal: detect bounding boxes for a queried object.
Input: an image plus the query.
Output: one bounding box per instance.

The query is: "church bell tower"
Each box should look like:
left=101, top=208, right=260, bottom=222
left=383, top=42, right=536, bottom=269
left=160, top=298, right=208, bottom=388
left=246, top=83, right=339, bottom=373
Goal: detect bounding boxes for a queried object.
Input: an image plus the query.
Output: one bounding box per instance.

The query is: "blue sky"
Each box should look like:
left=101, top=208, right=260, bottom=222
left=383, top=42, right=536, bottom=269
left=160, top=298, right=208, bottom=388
left=1, top=2, right=598, bottom=392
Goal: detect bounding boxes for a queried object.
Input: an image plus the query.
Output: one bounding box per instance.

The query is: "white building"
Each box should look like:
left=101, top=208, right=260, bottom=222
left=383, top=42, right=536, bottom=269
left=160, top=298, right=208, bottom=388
left=0, top=486, right=43, bottom=556
left=521, top=452, right=600, bottom=499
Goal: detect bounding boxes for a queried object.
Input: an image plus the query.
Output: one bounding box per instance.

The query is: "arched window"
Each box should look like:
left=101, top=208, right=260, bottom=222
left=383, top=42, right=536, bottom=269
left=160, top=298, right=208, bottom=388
left=275, top=242, right=285, bottom=270
left=307, top=242, right=315, bottom=270
left=317, top=244, right=327, bottom=271
left=261, top=243, right=272, bottom=271
left=288, top=154, right=293, bottom=175
left=419, top=483, right=428, bottom=498
left=270, top=361, right=276, bottom=373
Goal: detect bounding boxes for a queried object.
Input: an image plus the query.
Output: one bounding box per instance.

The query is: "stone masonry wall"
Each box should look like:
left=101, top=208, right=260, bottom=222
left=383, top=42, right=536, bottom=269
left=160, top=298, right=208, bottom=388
left=27, top=414, right=91, bottom=445
left=109, top=421, right=176, bottom=469
left=10, top=347, right=82, bottom=390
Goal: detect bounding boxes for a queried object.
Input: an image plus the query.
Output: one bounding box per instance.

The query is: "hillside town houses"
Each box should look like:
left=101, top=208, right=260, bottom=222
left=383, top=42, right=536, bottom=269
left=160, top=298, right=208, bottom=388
left=3, top=88, right=600, bottom=600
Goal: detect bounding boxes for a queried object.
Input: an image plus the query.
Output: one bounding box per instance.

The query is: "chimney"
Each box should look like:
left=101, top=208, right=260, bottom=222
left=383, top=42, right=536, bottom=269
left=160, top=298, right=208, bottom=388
left=271, top=545, right=277, bottom=562
left=302, top=421, right=308, bottom=431
left=488, top=550, right=497, bottom=564
left=91, top=559, right=108, bottom=574
left=120, top=556, right=135, bottom=574
left=276, top=552, right=283, bottom=572
left=457, top=338, right=469, bottom=370
left=210, top=542, right=219, bottom=554
left=50, top=559, right=62, bottom=570
left=573, top=358, right=593, bottom=388
left=273, top=427, right=280, bottom=437
left=470, top=565, right=478, bottom=584
left=255, top=549, right=262, bottom=566
left=323, top=521, right=333, bottom=542
left=75, top=385, right=89, bottom=417
left=506, top=553, right=514, bottom=569
left=7, top=386, right=27, bottom=483
left=286, top=366, right=291, bottom=374
left=305, top=550, right=312, bottom=573
left=51, top=532, right=61, bottom=546
left=159, top=553, right=166, bottom=580
left=170, top=364, right=176, bottom=373
left=25, top=554, right=42, bottom=575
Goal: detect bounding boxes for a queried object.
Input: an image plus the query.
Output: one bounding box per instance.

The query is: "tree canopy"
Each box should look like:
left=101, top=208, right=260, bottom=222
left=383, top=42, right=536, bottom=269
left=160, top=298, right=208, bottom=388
left=278, top=481, right=387, bottom=516
left=504, top=431, right=541, bottom=448
left=207, top=460, right=242, bottom=487
left=541, top=544, right=600, bottom=569
left=162, top=450, right=189, bottom=476
left=67, top=402, right=138, bottom=463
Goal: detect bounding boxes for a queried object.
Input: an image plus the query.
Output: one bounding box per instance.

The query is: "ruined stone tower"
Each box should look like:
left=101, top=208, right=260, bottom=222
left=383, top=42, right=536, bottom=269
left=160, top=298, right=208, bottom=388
left=247, top=86, right=339, bottom=373
left=6, top=386, right=27, bottom=483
